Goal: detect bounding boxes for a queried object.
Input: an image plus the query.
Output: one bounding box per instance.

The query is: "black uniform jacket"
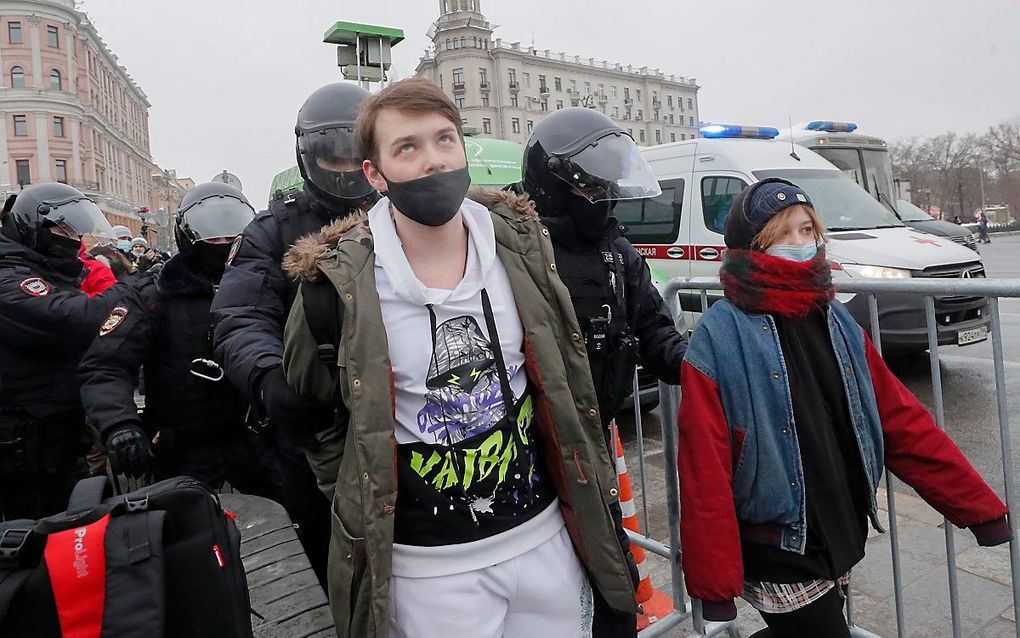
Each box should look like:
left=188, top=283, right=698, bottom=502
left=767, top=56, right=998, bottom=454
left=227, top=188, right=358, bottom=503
left=79, top=254, right=248, bottom=447
left=209, top=189, right=336, bottom=399
left=0, top=235, right=128, bottom=417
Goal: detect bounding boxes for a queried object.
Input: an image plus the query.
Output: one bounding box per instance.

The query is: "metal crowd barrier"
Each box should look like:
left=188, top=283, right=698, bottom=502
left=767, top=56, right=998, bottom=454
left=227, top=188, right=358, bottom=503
left=627, top=276, right=1020, bottom=638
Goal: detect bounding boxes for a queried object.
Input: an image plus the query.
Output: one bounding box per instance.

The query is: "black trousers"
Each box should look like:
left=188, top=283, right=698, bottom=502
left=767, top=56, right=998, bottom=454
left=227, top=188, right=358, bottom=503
left=750, top=586, right=851, bottom=638
left=0, top=465, right=80, bottom=521
left=274, top=427, right=332, bottom=589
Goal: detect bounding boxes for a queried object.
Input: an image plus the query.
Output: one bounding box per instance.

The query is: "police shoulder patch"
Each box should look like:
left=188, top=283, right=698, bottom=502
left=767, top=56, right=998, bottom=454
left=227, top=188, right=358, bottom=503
left=99, top=305, right=129, bottom=336
left=226, top=235, right=243, bottom=265
left=19, top=277, right=51, bottom=297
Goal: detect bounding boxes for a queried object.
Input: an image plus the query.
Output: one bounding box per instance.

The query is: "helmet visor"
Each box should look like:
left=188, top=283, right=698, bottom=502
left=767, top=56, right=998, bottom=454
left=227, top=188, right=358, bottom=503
left=553, top=133, right=662, bottom=202
left=180, top=195, right=255, bottom=241
left=43, top=196, right=115, bottom=240
left=298, top=126, right=374, bottom=201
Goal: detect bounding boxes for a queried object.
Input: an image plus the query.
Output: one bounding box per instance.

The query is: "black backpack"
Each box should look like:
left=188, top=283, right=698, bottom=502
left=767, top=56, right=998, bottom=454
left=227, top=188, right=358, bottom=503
left=0, top=475, right=253, bottom=638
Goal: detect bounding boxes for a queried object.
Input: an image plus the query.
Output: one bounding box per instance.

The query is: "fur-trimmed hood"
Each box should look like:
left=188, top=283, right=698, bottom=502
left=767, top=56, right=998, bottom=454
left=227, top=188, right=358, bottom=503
left=283, top=187, right=539, bottom=282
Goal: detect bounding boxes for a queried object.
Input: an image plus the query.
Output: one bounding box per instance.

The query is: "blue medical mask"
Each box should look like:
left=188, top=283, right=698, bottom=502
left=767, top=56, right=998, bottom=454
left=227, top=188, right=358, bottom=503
left=117, top=239, right=132, bottom=252
left=765, top=243, right=818, bottom=262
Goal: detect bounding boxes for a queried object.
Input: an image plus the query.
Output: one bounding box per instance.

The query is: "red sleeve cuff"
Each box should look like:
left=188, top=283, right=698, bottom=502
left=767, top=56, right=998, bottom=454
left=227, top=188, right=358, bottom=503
left=970, top=516, right=1012, bottom=547
left=700, top=599, right=737, bottom=622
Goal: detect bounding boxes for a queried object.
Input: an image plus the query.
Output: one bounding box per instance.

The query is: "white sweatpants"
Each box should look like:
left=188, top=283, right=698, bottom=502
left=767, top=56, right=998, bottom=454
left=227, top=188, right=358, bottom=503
left=389, top=526, right=594, bottom=638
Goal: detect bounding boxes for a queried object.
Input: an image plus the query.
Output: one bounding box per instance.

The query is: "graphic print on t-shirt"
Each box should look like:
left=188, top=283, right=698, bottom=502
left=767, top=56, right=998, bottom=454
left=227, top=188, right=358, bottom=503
left=418, top=314, right=513, bottom=444
left=395, top=313, right=555, bottom=547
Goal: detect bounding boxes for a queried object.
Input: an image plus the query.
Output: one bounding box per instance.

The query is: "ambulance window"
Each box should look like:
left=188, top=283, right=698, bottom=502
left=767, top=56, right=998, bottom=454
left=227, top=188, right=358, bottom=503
left=615, top=179, right=683, bottom=244
left=701, top=176, right=746, bottom=234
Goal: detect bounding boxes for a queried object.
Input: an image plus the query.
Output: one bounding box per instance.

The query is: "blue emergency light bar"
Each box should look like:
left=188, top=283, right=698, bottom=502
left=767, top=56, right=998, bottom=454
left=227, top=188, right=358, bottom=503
left=805, top=120, right=858, bottom=133
left=699, top=124, right=780, bottom=140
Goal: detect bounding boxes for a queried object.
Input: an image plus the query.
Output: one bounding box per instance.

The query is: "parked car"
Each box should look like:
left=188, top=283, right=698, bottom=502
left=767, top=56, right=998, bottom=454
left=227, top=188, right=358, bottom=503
left=896, top=199, right=979, bottom=252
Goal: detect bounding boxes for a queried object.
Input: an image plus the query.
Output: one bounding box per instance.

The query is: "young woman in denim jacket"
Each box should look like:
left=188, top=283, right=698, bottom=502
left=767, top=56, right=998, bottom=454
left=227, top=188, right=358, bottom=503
left=676, top=179, right=1010, bottom=637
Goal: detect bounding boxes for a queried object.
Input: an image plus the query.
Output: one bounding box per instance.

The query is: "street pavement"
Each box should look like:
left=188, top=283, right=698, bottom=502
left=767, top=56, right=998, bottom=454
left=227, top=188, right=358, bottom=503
left=619, top=234, right=1020, bottom=637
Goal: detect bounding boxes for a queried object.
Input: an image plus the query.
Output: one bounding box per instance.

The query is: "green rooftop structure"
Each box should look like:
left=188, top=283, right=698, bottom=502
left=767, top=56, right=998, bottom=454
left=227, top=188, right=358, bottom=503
left=324, top=21, right=404, bottom=83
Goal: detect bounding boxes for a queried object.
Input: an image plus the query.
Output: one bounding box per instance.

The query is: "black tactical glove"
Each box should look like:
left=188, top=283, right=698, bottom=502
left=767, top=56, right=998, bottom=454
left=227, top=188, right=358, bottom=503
left=105, top=424, right=153, bottom=478
left=259, top=366, right=333, bottom=438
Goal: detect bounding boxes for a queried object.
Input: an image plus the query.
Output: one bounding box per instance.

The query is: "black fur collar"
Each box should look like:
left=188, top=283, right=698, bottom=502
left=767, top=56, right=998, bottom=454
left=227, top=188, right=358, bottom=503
left=155, top=254, right=215, bottom=297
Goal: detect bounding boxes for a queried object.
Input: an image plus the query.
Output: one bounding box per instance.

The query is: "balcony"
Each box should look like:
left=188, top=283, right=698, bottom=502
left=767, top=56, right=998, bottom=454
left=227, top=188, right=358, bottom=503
left=624, top=98, right=633, bottom=106
left=598, top=93, right=608, bottom=104
left=479, top=81, right=490, bottom=91
left=452, top=82, right=466, bottom=93
left=652, top=98, right=661, bottom=109
left=539, top=85, right=550, bottom=97
left=508, top=81, right=520, bottom=92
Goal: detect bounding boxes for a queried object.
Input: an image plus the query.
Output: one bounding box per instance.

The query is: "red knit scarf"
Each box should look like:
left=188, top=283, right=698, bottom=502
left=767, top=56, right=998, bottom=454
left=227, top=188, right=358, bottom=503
left=719, top=249, right=835, bottom=317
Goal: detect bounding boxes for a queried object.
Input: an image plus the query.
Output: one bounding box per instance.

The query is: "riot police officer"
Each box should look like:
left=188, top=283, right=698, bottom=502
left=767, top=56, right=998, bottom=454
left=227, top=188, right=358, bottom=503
left=79, top=183, right=283, bottom=501
left=517, top=107, right=687, bottom=426
left=210, top=82, right=379, bottom=585
left=0, top=182, right=131, bottom=519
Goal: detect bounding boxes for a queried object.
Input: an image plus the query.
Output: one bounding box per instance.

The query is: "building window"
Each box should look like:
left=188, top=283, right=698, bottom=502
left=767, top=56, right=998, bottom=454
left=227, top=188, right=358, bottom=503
left=612, top=85, right=618, bottom=98
left=53, top=116, right=64, bottom=137
left=613, top=106, right=619, bottom=118
left=556, top=100, right=564, bottom=110
left=540, top=99, right=548, bottom=112
left=655, top=130, right=662, bottom=144
left=50, top=69, right=61, bottom=91
left=554, top=77, right=562, bottom=91
left=452, top=67, right=464, bottom=89
left=538, top=74, right=547, bottom=93
left=688, top=98, right=693, bottom=110
left=624, top=87, right=630, bottom=100
left=456, top=97, right=465, bottom=108
left=481, top=94, right=489, bottom=107
left=47, top=25, right=59, bottom=48
left=527, top=120, right=534, bottom=133
left=55, top=160, right=67, bottom=184
left=522, top=72, right=530, bottom=88
left=671, top=133, right=676, bottom=142
left=479, top=68, right=488, bottom=85
left=13, top=115, right=28, bottom=136
left=584, top=81, right=591, bottom=95
left=668, top=95, right=673, bottom=108
left=15, top=160, right=30, bottom=186
left=482, top=118, right=492, bottom=134
left=639, top=130, right=645, bottom=143
left=511, top=118, right=521, bottom=134
left=681, top=134, right=687, bottom=141
left=510, top=93, right=518, bottom=107
left=10, top=66, right=25, bottom=88
left=508, top=68, right=517, bottom=86
left=669, top=114, right=675, bottom=124
left=689, top=116, right=695, bottom=126
left=637, top=109, right=643, bottom=121
left=570, top=79, right=577, bottom=92
left=654, top=110, right=659, bottom=121
left=8, top=22, right=22, bottom=44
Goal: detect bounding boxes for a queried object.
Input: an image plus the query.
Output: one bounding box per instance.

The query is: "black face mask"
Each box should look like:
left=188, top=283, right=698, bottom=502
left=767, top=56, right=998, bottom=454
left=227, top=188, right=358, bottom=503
left=566, top=195, right=614, bottom=244
left=40, top=230, right=84, bottom=279
left=381, top=166, right=471, bottom=227
left=190, top=242, right=233, bottom=281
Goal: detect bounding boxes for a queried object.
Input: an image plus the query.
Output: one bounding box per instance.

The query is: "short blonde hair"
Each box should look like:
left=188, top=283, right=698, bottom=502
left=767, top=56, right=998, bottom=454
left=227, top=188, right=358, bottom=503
left=752, top=204, right=827, bottom=250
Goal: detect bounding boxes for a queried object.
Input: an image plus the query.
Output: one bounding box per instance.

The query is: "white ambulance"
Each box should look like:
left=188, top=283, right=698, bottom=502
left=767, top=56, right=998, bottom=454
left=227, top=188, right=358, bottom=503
left=615, top=124, right=990, bottom=353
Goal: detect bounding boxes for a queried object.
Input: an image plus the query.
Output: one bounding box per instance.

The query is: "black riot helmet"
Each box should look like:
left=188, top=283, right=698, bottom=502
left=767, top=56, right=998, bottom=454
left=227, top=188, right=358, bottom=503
left=1, top=182, right=114, bottom=249
left=295, top=82, right=377, bottom=212
left=522, top=107, right=661, bottom=218
left=174, top=182, right=255, bottom=257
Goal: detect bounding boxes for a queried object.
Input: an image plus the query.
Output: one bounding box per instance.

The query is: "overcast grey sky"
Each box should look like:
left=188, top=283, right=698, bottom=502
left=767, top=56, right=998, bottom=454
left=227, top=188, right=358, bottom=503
left=81, top=0, right=1020, bottom=206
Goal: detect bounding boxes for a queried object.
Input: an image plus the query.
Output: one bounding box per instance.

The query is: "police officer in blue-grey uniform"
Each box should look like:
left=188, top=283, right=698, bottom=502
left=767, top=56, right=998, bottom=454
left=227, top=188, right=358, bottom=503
left=210, top=82, right=379, bottom=586
left=0, top=182, right=132, bottom=520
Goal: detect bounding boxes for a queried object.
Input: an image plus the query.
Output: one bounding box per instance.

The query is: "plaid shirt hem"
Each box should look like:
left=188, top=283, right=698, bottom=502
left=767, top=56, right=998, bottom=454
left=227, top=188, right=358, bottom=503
left=741, top=574, right=850, bottom=614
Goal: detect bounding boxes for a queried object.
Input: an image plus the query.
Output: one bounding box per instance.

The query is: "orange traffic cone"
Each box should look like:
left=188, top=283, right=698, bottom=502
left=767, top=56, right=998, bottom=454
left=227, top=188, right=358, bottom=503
left=612, top=423, right=674, bottom=630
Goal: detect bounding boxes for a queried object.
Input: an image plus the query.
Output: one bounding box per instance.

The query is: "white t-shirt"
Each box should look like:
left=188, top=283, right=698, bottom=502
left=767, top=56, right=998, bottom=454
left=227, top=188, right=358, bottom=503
left=368, top=196, right=563, bottom=578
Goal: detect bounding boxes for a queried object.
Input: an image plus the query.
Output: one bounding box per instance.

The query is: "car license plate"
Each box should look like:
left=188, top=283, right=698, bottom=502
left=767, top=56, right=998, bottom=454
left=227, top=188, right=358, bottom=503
left=958, top=326, right=989, bottom=346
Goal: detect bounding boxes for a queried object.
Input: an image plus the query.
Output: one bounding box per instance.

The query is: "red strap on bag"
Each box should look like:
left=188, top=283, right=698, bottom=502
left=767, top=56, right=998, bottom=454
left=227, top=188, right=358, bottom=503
left=44, top=515, right=111, bottom=638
